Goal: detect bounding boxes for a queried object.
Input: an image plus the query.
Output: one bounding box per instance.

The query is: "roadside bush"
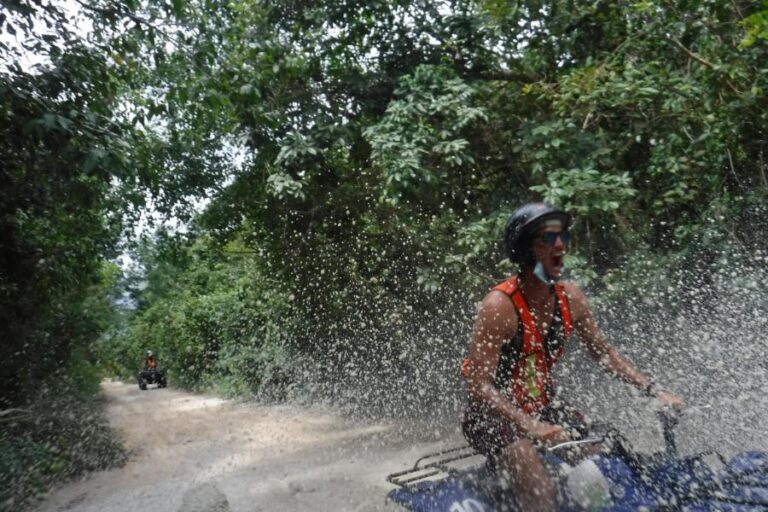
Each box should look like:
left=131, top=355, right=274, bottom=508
left=107, top=237, right=303, bottom=398
left=0, top=386, right=126, bottom=512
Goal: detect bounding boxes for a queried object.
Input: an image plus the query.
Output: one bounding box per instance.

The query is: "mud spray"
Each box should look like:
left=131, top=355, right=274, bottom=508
left=35, top=249, right=767, bottom=511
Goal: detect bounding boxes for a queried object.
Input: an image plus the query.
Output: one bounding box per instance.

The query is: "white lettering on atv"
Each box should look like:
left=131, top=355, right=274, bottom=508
left=449, top=498, right=485, bottom=512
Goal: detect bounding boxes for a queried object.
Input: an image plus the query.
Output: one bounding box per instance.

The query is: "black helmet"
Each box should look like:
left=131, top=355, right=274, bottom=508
left=504, top=202, right=570, bottom=265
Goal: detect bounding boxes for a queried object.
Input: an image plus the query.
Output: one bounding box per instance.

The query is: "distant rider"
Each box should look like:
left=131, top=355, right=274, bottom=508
left=145, top=350, right=158, bottom=369
left=461, top=202, right=683, bottom=512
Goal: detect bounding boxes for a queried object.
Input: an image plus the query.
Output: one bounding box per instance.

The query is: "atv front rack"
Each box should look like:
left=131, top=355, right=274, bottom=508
left=386, top=445, right=484, bottom=490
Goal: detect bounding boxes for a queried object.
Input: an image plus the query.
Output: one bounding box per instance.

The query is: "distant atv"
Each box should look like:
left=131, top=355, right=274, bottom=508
left=138, top=367, right=167, bottom=390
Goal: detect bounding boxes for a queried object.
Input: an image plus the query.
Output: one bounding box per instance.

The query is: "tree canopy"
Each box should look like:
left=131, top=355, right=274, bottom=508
left=2, top=0, right=767, bottom=407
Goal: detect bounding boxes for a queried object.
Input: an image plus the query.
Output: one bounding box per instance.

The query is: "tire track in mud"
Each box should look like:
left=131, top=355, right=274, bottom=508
left=35, top=381, right=457, bottom=512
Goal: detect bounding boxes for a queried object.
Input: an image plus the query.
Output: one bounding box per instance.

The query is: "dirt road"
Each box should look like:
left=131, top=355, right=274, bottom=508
left=35, top=381, right=462, bottom=512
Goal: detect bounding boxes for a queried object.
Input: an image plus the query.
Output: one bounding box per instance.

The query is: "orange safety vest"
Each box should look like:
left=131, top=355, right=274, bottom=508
left=462, top=276, right=573, bottom=414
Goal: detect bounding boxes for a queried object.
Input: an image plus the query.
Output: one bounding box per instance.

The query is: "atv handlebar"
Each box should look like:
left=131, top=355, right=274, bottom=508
left=547, top=438, right=605, bottom=452
left=547, top=407, right=681, bottom=457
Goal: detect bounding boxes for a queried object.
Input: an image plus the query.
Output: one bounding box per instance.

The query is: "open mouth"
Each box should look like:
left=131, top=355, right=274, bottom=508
left=552, top=254, right=564, bottom=270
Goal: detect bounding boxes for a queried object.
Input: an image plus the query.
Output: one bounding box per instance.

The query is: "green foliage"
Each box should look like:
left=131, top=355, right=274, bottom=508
left=532, top=169, right=636, bottom=215
left=0, top=0, right=230, bottom=404
left=94, top=0, right=768, bottom=410
left=3, top=0, right=768, bottom=419
left=742, top=3, right=768, bottom=47
left=107, top=235, right=302, bottom=396
left=0, top=393, right=126, bottom=512
left=0, top=355, right=126, bottom=511
left=365, top=65, right=487, bottom=205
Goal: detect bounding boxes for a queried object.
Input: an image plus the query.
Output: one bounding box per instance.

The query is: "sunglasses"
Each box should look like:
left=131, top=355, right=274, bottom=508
left=537, top=230, right=572, bottom=246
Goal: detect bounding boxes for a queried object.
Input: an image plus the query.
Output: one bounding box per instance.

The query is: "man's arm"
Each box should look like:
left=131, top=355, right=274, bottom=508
left=464, top=291, right=572, bottom=444
left=565, top=283, right=683, bottom=408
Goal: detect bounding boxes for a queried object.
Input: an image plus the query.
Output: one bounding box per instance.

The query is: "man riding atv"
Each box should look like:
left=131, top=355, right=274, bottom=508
left=138, top=350, right=167, bottom=390
left=461, top=203, right=683, bottom=512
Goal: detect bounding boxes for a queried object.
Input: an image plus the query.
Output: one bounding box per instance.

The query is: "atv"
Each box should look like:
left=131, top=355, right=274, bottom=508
left=138, top=367, right=167, bottom=390
left=386, top=410, right=768, bottom=511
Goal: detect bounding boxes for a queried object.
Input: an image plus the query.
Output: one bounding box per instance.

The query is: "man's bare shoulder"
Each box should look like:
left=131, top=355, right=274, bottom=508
left=478, top=289, right=514, bottom=309
left=474, top=289, right=518, bottom=336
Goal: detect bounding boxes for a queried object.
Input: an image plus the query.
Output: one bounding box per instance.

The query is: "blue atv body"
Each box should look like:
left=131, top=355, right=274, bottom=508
left=387, top=414, right=768, bottom=512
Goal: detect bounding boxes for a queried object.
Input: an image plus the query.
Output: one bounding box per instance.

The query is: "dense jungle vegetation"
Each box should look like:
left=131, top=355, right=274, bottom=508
left=1, top=0, right=767, bottom=508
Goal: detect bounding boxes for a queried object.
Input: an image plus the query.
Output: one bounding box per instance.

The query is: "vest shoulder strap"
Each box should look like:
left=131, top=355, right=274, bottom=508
left=493, top=276, right=542, bottom=347
left=492, top=276, right=519, bottom=297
